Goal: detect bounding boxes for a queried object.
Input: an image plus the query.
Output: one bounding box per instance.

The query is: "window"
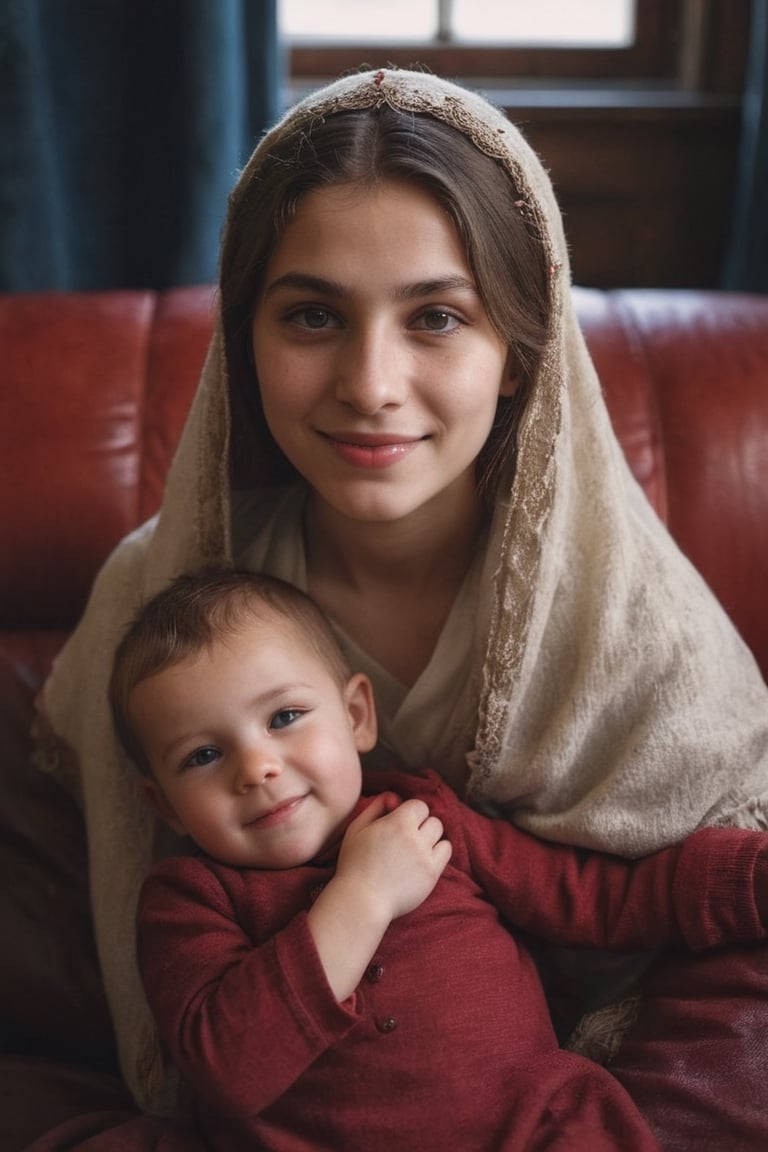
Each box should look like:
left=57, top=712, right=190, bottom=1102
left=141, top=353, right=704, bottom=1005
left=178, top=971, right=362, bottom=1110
left=280, top=1, right=636, bottom=47
left=275, top=1, right=752, bottom=291
left=279, top=0, right=688, bottom=87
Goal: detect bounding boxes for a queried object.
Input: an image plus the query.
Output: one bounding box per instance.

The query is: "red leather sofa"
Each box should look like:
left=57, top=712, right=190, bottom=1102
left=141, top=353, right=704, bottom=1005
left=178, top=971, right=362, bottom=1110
left=1, top=285, right=767, bottom=1151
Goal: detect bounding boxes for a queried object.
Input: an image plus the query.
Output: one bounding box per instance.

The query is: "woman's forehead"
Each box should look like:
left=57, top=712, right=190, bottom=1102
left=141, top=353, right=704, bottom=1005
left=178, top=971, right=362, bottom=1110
left=262, top=179, right=472, bottom=290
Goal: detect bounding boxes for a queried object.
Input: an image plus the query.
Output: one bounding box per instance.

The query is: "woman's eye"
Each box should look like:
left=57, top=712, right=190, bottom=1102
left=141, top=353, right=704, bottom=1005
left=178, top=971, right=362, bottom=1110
left=183, top=746, right=220, bottom=770
left=290, top=307, right=338, bottom=330
left=270, top=708, right=304, bottom=730
left=415, top=310, right=462, bottom=333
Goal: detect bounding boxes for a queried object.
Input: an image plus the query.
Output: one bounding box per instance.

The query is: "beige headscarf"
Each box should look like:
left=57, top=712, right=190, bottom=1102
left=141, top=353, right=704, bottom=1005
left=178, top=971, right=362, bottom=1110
left=39, top=69, right=768, bottom=1111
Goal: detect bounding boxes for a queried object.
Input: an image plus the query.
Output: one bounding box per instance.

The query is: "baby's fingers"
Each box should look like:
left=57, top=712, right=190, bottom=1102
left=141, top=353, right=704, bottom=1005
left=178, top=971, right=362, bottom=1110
left=433, top=837, right=453, bottom=872
left=414, top=813, right=452, bottom=876
left=345, top=792, right=400, bottom=837
left=420, top=813, right=446, bottom=846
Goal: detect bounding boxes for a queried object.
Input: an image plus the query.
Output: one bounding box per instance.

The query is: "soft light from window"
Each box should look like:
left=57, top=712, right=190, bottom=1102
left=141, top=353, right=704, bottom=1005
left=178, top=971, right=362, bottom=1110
left=281, top=0, right=436, bottom=42
left=280, top=1, right=636, bottom=47
left=453, top=1, right=634, bottom=45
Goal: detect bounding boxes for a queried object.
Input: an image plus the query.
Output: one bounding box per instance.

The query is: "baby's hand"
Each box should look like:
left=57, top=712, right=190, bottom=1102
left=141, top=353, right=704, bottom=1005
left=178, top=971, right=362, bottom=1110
left=336, top=794, right=452, bottom=924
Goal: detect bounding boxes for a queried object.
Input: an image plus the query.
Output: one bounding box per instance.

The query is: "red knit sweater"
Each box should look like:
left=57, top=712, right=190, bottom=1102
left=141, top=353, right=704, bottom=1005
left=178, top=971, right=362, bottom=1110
left=137, top=770, right=768, bottom=1151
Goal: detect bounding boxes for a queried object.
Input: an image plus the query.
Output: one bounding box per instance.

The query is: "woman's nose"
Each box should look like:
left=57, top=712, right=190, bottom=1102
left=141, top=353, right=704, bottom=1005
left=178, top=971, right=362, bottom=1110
left=334, top=327, right=407, bottom=414
left=233, top=747, right=282, bottom=792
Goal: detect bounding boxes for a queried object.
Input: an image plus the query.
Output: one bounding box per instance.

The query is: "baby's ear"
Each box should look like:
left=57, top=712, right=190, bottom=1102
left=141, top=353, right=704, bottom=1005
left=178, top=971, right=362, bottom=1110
left=140, top=778, right=187, bottom=836
left=345, top=672, right=378, bottom=753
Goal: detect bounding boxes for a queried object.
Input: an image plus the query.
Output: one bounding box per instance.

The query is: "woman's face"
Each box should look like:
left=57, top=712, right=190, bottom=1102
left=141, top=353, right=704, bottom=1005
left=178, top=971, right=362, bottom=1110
left=250, top=179, right=516, bottom=531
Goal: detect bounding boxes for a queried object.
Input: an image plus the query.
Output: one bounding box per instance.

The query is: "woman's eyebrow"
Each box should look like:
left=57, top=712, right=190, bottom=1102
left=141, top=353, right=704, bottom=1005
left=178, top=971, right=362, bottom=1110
left=395, top=275, right=478, bottom=301
left=264, top=272, right=344, bottom=298
left=264, top=272, right=478, bottom=300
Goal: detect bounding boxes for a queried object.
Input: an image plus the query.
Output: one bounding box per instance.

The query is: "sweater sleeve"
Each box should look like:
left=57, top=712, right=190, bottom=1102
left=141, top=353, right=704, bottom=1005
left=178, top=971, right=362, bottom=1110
left=137, top=858, right=360, bottom=1117
left=445, top=786, right=768, bottom=952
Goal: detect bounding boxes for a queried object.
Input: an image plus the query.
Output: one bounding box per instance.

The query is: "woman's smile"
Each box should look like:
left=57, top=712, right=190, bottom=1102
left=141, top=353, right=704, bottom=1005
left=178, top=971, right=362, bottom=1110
left=319, top=430, right=426, bottom=470
left=251, top=178, right=516, bottom=530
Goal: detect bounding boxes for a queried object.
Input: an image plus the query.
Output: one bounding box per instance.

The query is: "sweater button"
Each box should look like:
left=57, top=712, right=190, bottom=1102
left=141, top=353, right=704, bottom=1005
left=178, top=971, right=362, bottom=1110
left=366, top=958, right=385, bottom=983
left=375, top=1015, right=397, bottom=1034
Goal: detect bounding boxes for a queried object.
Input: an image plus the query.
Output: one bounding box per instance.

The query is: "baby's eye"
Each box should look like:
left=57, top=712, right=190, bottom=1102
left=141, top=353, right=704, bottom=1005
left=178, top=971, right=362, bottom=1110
left=270, top=708, right=305, bottom=730
left=183, top=746, right=220, bottom=770
left=414, top=309, right=462, bottom=333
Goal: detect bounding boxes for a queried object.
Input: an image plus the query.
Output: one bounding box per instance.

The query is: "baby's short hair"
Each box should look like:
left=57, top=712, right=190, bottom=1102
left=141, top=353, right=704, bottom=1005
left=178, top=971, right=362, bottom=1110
left=109, top=567, right=352, bottom=775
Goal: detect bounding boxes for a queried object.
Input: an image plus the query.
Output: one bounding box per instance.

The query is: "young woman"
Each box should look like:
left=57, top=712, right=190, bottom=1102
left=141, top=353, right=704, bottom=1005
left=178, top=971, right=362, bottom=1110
left=38, top=69, right=768, bottom=1146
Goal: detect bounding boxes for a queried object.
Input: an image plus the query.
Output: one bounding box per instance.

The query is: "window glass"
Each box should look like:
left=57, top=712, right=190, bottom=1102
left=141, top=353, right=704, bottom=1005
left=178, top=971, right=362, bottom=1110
left=280, top=0, right=436, bottom=41
left=452, top=1, right=634, bottom=45
left=280, top=0, right=636, bottom=48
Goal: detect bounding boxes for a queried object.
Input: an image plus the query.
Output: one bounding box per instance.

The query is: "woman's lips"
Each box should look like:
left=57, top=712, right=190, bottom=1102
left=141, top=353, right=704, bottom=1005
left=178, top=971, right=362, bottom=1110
left=321, top=432, right=424, bottom=470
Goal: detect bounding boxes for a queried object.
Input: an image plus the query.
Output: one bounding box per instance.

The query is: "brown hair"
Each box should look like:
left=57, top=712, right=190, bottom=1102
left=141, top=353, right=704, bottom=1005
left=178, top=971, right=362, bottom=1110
left=109, top=568, right=352, bottom=775
left=221, top=105, right=550, bottom=495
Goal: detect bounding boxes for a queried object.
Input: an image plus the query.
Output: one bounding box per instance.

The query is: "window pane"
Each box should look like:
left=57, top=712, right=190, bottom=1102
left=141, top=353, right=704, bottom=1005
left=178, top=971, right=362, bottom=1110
left=280, top=0, right=436, bottom=41
left=280, top=0, right=636, bottom=46
left=453, top=0, right=635, bottom=46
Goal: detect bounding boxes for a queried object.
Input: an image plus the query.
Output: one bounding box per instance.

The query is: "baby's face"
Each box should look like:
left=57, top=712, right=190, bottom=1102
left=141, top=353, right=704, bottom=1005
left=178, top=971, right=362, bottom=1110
left=130, top=615, right=376, bottom=868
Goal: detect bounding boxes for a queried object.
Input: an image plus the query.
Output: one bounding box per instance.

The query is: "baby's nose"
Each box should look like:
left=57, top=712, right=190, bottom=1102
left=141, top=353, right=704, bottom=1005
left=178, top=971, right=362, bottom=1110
left=234, top=747, right=282, bottom=791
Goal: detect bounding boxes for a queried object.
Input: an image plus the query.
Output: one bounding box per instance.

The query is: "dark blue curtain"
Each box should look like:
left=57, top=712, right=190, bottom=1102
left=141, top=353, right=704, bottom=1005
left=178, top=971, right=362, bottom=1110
left=723, top=0, right=768, bottom=292
left=0, top=0, right=281, bottom=291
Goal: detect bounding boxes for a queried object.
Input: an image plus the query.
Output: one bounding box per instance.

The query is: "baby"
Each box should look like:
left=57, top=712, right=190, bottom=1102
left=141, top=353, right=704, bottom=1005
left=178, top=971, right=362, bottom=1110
left=110, top=568, right=768, bottom=1152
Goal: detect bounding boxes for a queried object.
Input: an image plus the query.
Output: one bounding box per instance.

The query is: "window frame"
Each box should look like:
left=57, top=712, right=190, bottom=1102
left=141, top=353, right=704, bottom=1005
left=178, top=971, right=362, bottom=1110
left=286, top=0, right=748, bottom=94
left=288, top=0, right=678, bottom=83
